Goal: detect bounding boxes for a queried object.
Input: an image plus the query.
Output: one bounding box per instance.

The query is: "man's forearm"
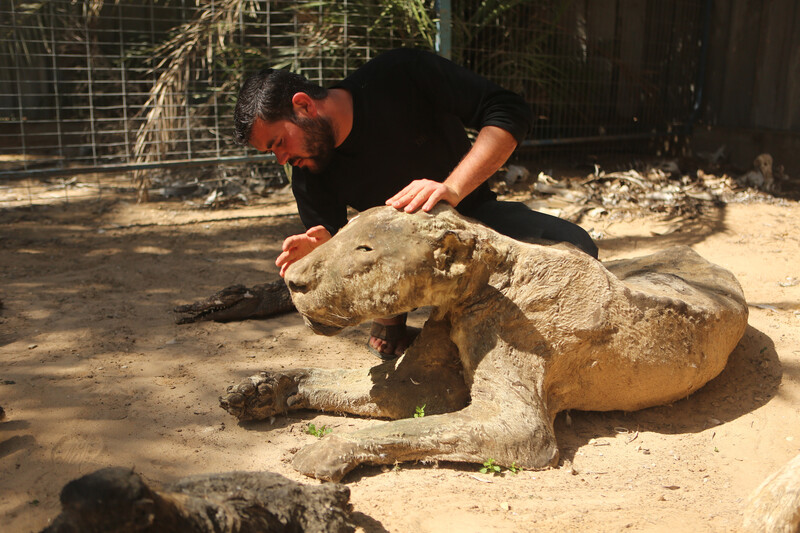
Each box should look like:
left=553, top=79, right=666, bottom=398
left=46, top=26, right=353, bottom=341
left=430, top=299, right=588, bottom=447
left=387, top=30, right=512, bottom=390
left=443, top=125, right=518, bottom=201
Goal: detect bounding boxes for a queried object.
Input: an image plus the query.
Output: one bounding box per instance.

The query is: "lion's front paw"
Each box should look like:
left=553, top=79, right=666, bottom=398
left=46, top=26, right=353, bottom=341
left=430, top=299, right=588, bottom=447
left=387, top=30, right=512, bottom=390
left=292, top=435, right=362, bottom=482
left=220, top=371, right=304, bottom=422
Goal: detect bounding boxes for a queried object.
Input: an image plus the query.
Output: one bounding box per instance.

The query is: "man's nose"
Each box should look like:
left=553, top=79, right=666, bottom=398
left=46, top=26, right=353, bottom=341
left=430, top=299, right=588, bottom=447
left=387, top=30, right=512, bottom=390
left=274, top=150, right=289, bottom=165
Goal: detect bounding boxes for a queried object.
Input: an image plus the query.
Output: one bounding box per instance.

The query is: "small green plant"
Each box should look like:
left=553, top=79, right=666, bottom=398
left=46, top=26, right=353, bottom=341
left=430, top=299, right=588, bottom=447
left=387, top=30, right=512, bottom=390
left=307, top=423, right=332, bottom=438
left=414, top=404, right=426, bottom=418
left=508, top=462, right=523, bottom=474
left=480, top=458, right=502, bottom=475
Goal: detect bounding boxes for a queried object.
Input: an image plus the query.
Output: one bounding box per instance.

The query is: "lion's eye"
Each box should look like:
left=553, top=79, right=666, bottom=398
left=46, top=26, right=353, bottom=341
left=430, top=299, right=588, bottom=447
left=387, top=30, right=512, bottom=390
left=356, top=245, right=373, bottom=252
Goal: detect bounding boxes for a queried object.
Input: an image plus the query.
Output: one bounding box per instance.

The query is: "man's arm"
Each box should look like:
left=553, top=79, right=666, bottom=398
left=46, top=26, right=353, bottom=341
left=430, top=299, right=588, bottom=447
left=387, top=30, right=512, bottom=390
left=385, top=50, right=530, bottom=213
left=386, top=125, right=518, bottom=212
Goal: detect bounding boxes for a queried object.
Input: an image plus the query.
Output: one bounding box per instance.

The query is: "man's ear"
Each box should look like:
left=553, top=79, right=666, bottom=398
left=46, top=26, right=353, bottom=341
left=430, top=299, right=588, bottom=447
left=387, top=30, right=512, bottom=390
left=291, top=92, right=318, bottom=119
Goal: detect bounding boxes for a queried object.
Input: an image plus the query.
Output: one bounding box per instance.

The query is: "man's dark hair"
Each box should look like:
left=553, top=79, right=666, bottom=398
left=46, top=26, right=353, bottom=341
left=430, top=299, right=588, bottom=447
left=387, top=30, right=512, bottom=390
left=233, top=69, right=327, bottom=146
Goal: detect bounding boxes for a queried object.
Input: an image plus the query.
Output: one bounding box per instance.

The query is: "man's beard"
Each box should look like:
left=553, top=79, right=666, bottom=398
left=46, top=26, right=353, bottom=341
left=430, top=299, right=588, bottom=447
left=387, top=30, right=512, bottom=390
left=292, top=116, right=336, bottom=173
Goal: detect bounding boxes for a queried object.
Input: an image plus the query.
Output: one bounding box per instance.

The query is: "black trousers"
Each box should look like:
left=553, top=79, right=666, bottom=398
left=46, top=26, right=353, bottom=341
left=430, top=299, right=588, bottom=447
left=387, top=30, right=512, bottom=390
left=462, top=200, right=599, bottom=258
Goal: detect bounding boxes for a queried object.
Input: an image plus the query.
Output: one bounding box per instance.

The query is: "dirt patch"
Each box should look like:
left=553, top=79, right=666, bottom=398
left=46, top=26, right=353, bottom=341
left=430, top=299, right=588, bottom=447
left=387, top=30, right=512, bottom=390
left=1, top=179, right=799, bottom=532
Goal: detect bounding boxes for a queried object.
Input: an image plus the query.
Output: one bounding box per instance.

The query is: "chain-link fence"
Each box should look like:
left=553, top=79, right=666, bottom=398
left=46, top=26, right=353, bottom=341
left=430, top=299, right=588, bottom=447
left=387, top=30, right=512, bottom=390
left=1, top=0, right=706, bottom=191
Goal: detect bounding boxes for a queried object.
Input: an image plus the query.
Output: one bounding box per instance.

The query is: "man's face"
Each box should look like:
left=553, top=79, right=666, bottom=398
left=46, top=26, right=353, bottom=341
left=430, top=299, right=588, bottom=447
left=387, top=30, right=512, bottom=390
left=248, top=115, right=336, bottom=174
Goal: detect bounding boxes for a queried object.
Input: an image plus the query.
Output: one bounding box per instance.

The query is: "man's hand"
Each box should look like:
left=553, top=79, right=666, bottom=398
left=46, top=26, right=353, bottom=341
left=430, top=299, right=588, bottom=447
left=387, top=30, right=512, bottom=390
left=276, top=225, right=332, bottom=277
left=386, top=127, right=518, bottom=214
left=385, top=179, right=461, bottom=213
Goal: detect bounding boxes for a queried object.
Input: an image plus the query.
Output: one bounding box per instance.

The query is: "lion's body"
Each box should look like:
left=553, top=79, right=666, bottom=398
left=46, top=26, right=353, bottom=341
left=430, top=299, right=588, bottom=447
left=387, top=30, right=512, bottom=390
left=222, top=206, right=748, bottom=482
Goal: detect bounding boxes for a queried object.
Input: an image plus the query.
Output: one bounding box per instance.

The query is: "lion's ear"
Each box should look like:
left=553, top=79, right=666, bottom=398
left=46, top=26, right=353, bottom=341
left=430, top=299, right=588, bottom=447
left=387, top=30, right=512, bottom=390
left=433, top=230, right=475, bottom=276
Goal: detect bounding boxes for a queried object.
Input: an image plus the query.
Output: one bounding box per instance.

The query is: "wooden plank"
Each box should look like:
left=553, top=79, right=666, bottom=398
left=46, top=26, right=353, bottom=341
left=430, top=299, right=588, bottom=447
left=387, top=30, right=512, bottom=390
left=719, top=0, right=762, bottom=126
left=616, top=0, right=646, bottom=119
left=703, top=0, right=733, bottom=124
left=561, top=0, right=589, bottom=105
left=585, top=0, right=617, bottom=124
left=639, top=0, right=680, bottom=127
left=665, top=1, right=704, bottom=122
left=586, top=0, right=617, bottom=44
left=751, top=0, right=796, bottom=128
left=785, top=3, right=800, bottom=130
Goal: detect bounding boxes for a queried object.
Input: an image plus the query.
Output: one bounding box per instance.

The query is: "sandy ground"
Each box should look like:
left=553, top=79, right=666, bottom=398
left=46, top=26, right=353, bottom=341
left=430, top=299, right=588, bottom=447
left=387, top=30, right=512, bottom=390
left=1, top=179, right=799, bottom=532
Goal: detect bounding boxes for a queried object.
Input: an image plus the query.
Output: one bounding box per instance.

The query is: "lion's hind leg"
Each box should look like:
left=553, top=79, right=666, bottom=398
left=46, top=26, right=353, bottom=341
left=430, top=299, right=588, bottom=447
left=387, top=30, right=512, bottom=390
left=291, top=392, right=558, bottom=482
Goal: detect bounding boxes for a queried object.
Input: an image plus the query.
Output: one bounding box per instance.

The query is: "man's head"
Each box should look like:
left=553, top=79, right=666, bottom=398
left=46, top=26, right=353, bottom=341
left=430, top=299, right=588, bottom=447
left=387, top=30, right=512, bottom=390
left=234, top=69, right=336, bottom=173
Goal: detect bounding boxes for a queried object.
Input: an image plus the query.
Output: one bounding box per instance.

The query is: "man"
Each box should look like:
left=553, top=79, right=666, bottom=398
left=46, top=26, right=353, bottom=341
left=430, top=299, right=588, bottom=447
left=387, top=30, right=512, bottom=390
left=234, top=48, right=598, bottom=358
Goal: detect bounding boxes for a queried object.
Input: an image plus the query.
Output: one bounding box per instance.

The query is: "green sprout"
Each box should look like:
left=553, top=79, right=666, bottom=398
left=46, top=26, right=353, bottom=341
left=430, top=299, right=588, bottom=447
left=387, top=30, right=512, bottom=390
left=414, top=404, right=426, bottom=418
left=306, top=423, right=332, bottom=438
left=480, top=458, right=502, bottom=475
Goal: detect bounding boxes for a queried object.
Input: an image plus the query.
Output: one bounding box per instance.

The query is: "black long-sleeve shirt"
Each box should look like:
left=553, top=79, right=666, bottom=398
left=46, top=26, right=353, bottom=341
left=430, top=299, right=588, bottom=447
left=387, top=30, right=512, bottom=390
left=291, top=48, right=533, bottom=235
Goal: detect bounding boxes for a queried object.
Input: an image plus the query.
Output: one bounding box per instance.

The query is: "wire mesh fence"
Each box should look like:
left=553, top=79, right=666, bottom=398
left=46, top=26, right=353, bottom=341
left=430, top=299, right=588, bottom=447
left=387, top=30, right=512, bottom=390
left=452, top=0, right=706, bottom=157
left=0, top=0, right=706, bottom=201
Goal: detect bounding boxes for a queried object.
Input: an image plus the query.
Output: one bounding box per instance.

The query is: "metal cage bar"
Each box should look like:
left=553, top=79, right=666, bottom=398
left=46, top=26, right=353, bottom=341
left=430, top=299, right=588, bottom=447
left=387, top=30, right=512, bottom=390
left=0, top=0, right=707, bottom=181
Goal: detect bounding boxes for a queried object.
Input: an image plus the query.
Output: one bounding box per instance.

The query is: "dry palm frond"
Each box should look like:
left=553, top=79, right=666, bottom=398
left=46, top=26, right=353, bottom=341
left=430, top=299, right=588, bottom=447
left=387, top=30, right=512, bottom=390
left=131, top=0, right=248, bottom=202
left=277, top=0, right=436, bottom=82
left=379, top=0, right=437, bottom=49
left=2, top=0, right=105, bottom=86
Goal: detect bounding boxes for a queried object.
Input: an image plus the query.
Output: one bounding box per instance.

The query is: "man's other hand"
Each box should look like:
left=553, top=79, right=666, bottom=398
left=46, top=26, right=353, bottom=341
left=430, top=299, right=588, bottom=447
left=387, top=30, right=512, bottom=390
left=276, top=225, right=332, bottom=277
left=386, top=179, right=460, bottom=213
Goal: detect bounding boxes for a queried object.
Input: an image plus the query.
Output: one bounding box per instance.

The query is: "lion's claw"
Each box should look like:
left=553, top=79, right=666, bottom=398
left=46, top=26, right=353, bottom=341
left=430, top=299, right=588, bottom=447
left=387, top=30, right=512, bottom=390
left=220, top=372, right=304, bottom=422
